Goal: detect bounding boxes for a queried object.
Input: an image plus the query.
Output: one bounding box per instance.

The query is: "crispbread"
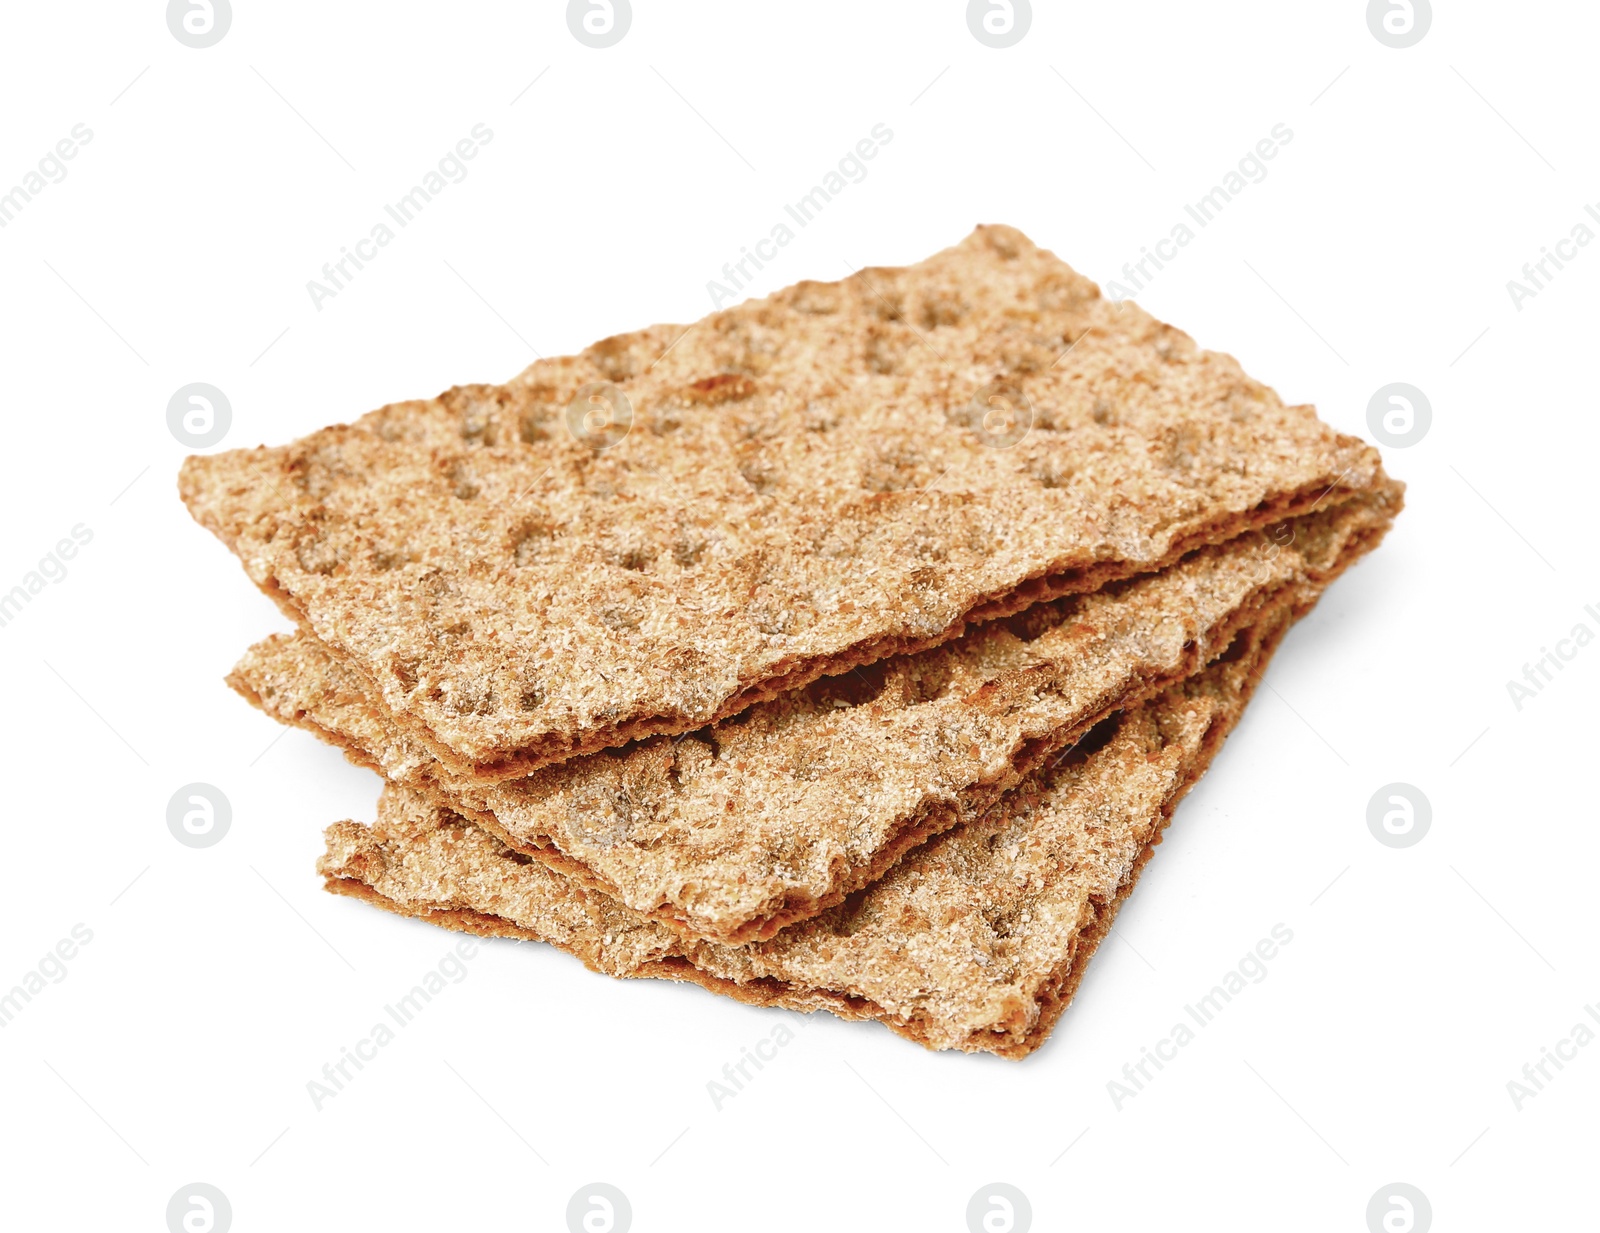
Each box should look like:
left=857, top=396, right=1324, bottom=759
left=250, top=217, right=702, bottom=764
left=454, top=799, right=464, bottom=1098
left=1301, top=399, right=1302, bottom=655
left=183, top=225, right=1386, bottom=780
left=234, top=488, right=1396, bottom=942
left=319, top=610, right=1291, bottom=1057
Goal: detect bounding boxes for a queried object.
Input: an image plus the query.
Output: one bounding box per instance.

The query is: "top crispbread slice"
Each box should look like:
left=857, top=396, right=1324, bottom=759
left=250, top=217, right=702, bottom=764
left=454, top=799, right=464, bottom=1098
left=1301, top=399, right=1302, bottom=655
left=231, top=486, right=1397, bottom=943
left=319, top=607, right=1292, bottom=1058
left=182, top=224, right=1384, bottom=778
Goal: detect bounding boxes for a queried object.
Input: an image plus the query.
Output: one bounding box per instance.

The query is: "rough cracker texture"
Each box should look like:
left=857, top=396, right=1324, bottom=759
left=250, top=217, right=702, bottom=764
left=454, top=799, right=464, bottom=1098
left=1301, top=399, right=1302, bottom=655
left=182, top=225, right=1386, bottom=778
left=319, top=616, right=1288, bottom=1058
left=234, top=491, right=1395, bottom=942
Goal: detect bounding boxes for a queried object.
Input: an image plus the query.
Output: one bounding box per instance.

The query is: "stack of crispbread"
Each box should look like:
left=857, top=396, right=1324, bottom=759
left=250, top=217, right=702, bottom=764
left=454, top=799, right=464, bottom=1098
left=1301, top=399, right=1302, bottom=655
left=181, top=226, right=1400, bottom=1057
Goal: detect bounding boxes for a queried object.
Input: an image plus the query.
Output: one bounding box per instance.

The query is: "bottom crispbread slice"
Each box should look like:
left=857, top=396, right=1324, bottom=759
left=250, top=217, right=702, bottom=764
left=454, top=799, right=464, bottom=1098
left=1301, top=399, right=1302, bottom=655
left=319, top=606, right=1293, bottom=1058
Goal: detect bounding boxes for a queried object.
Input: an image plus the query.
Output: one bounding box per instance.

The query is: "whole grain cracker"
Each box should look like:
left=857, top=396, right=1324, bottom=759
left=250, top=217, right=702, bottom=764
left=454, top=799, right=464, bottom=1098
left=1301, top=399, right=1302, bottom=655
left=319, top=611, right=1292, bottom=1057
left=183, top=225, right=1387, bottom=779
left=236, top=490, right=1395, bottom=942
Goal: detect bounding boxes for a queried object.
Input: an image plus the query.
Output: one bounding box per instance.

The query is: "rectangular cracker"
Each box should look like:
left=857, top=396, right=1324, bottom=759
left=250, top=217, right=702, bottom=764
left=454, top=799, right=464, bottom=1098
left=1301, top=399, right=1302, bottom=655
left=319, top=611, right=1292, bottom=1058
left=182, top=225, right=1390, bottom=780
left=232, top=490, right=1395, bottom=943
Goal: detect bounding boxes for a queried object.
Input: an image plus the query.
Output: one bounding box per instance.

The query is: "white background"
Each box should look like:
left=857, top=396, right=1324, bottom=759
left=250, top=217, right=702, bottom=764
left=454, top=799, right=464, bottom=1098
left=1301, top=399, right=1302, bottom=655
left=1, top=2, right=1595, bottom=1230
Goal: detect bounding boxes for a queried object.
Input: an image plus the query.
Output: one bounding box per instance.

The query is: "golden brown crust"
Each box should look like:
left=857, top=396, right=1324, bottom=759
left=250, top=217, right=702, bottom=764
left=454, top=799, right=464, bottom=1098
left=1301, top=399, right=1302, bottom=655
left=317, top=611, right=1292, bottom=1057
left=183, top=225, right=1388, bottom=777
left=235, top=490, right=1396, bottom=942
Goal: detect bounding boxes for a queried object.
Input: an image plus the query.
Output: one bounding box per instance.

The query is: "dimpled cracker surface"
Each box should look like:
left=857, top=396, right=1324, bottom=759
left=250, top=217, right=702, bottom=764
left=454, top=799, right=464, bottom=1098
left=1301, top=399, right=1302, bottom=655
left=319, top=614, right=1288, bottom=1058
left=237, top=488, right=1396, bottom=942
left=182, top=225, right=1384, bottom=778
